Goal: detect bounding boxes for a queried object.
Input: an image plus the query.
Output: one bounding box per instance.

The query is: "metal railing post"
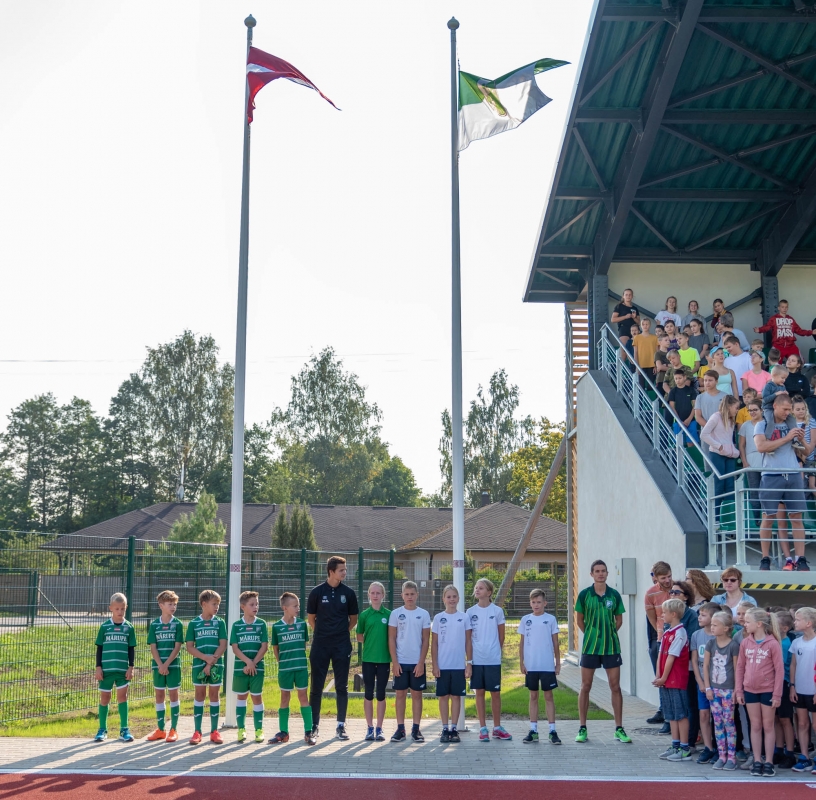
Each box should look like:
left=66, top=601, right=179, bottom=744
left=300, top=548, right=307, bottom=604
left=357, top=547, right=364, bottom=662
left=705, top=473, right=719, bottom=570
left=734, top=475, right=748, bottom=568
left=652, top=399, right=660, bottom=451
left=675, top=431, right=685, bottom=485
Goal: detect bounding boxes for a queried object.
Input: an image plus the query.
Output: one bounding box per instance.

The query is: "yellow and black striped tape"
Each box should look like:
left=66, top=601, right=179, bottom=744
left=715, top=583, right=816, bottom=591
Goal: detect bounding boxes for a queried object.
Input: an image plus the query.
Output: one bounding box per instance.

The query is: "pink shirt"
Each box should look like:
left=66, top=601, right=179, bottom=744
left=741, top=370, right=772, bottom=393
left=701, top=414, right=739, bottom=459
left=735, top=635, right=784, bottom=702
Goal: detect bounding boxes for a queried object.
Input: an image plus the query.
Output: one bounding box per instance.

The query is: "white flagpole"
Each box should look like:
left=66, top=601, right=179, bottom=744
left=225, top=13, right=256, bottom=728
left=448, top=16, right=467, bottom=731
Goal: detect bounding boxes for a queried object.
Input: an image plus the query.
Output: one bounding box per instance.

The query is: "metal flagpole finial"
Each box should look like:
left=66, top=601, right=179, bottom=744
left=245, top=14, right=256, bottom=28
left=448, top=17, right=459, bottom=30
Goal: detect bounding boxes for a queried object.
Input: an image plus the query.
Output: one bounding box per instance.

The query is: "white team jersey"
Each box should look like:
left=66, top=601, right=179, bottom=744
left=466, top=602, right=505, bottom=666
left=517, top=612, right=558, bottom=673
left=388, top=605, right=431, bottom=664
left=792, top=635, right=816, bottom=695
left=431, top=610, right=471, bottom=670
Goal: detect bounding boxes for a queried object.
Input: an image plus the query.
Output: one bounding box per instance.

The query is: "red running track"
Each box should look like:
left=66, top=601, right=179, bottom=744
left=1, top=774, right=814, bottom=800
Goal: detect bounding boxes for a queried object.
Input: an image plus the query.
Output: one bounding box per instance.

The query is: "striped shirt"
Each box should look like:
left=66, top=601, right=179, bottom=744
left=185, top=615, right=227, bottom=672
left=575, top=585, right=625, bottom=656
left=271, top=618, right=309, bottom=673
left=229, top=617, right=269, bottom=675
left=146, top=616, right=184, bottom=671
left=95, top=619, right=136, bottom=673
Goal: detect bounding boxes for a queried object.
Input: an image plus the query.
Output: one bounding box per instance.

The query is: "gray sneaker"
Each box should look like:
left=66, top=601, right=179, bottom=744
left=659, top=745, right=678, bottom=760
left=739, top=753, right=755, bottom=770
left=724, top=760, right=737, bottom=771
left=711, top=758, right=725, bottom=770
left=667, top=748, right=693, bottom=762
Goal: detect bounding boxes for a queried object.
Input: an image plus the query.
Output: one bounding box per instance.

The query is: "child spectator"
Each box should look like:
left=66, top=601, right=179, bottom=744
left=94, top=592, right=136, bottom=743
left=668, top=369, right=697, bottom=443
left=654, top=598, right=692, bottom=761
left=653, top=335, right=672, bottom=393
left=754, top=300, right=813, bottom=361
left=790, top=607, right=816, bottom=773
left=704, top=610, right=740, bottom=769
left=356, top=581, right=391, bottom=742
left=682, top=300, right=706, bottom=330
left=736, top=387, right=759, bottom=429
left=269, top=592, right=313, bottom=746
left=701, top=396, right=740, bottom=524
left=711, top=299, right=727, bottom=333
left=611, top=288, right=639, bottom=346
left=774, top=611, right=796, bottom=769
left=689, top=318, right=711, bottom=363
left=709, top=346, right=739, bottom=397
left=146, top=590, right=184, bottom=742
left=431, top=584, right=470, bottom=744
left=719, top=312, right=751, bottom=352
left=231, top=590, right=269, bottom=743
left=677, top=332, right=701, bottom=374
left=633, top=318, right=659, bottom=375
left=656, top=296, right=682, bottom=329
left=808, top=375, right=816, bottom=420
left=662, top=349, right=684, bottom=395
left=691, top=602, right=720, bottom=764
left=760, top=365, right=798, bottom=443
left=518, top=588, right=561, bottom=745
left=768, top=347, right=781, bottom=369
left=185, top=589, right=228, bottom=745
left=792, top=395, right=816, bottom=471
left=663, top=319, right=680, bottom=350
left=785, top=354, right=811, bottom=399
left=624, top=323, right=639, bottom=359
left=467, top=578, right=511, bottom=741
left=751, top=339, right=765, bottom=356
left=695, top=371, right=727, bottom=449
left=742, top=352, right=771, bottom=396
left=723, top=336, right=752, bottom=398
left=655, top=324, right=665, bottom=338
left=736, top=608, right=784, bottom=777
left=388, top=581, right=431, bottom=743
left=738, top=401, right=764, bottom=524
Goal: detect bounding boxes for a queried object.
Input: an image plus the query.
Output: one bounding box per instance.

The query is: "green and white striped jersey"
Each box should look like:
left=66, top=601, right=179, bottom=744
left=146, top=616, right=185, bottom=670
left=229, top=617, right=269, bottom=674
left=185, top=615, right=227, bottom=672
left=270, top=617, right=309, bottom=673
left=95, top=618, right=137, bottom=673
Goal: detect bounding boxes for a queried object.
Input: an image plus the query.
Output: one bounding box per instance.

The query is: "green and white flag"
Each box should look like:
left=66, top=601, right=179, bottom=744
left=458, top=58, right=568, bottom=151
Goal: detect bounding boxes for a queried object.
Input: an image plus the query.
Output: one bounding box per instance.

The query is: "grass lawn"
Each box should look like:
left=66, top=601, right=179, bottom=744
left=0, top=621, right=610, bottom=738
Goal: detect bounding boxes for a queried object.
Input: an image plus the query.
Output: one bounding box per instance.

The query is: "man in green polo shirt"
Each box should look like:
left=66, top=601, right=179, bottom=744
left=574, top=559, right=631, bottom=745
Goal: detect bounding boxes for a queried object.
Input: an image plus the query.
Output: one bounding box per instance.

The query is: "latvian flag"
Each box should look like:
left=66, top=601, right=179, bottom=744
left=246, top=46, right=339, bottom=122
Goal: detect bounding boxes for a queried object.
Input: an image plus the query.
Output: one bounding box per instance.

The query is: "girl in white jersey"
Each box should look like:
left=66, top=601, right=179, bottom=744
left=466, top=578, right=511, bottom=741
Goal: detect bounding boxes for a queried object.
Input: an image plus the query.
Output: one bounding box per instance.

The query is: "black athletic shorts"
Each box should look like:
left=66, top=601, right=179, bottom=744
left=795, top=693, right=816, bottom=712
left=435, top=668, right=466, bottom=697
left=580, top=653, right=623, bottom=670
left=470, top=664, right=501, bottom=692
left=362, top=662, right=390, bottom=702
left=778, top=681, right=794, bottom=719
left=393, top=664, right=426, bottom=692
left=525, top=671, right=558, bottom=692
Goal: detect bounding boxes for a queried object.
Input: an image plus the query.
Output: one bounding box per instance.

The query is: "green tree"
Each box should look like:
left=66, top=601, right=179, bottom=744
left=370, top=456, right=420, bottom=506
left=271, top=504, right=317, bottom=549
left=507, top=417, right=567, bottom=522
left=167, top=491, right=226, bottom=544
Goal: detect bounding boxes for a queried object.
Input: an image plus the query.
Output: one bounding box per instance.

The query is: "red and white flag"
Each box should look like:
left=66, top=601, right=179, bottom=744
left=246, top=46, right=338, bottom=122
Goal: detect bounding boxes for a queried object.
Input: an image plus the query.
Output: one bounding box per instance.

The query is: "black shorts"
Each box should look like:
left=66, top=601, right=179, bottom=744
left=525, top=671, right=558, bottom=692
left=393, top=664, right=426, bottom=692
left=435, top=669, right=466, bottom=697
left=744, top=690, right=774, bottom=706
left=362, top=662, right=390, bottom=702
left=796, top=693, right=816, bottom=712
left=470, top=664, right=501, bottom=692
left=778, top=681, right=794, bottom=719
left=580, top=653, right=623, bottom=670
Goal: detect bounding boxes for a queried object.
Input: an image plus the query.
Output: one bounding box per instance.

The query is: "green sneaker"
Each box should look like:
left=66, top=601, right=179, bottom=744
left=522, top=730, right=539, bottom=743
left=575, top=726, right=588, bottom=743
left=614, top=726, right=632, bottom=744
left=237, top=727, right=247, bottom=743
left=255, top=729, right=264, bottom=743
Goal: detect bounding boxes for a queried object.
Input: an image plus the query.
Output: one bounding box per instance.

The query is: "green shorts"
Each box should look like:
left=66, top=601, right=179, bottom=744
left=99, top=671, right=129, bottom=691
left=278, top=668, right=309, bottom=691
left=232, top=671, right=265, bottom=695
left=152, top=669, right=182, bottom=689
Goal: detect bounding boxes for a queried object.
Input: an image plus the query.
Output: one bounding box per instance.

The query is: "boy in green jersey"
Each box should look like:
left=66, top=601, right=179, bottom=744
left=269, top=592, right=315, bottom=746
left=185, top=589, right=228, bottom=745
left=356, top=581, right=391, bottom=741
left=94, top=592, right=137, bottom=742
left=146, top=590, right=185, bottom=743
left=230, top=590, right=269, bottom=743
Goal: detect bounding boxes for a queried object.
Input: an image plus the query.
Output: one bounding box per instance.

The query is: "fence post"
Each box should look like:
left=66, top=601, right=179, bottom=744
left=28, top=569, right=38, bottom=627
left=125, top=536, right=135, bottom=622
left=388, top=548, right=395, bottom=608
left=675, top=431, right=685, bottom=485
left=300, top=549, right=307, bottom=605
left=734, top=475, right=748, bottom=568
left=705, top=474, right=719, bottom=570
left=357, top=548, right=364, bottom=662
left=651, top=399, right=660, bottom=451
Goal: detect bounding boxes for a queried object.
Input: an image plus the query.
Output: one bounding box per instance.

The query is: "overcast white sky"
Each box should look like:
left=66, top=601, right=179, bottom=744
left=0, top=0, right=594, bottom=496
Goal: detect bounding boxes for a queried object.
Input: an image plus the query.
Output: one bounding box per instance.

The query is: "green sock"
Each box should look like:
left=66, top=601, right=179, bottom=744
left=194, top=702, right=204, bottom=732
left=210, top=702, right=220, bottom=733
left=98, top=704, right=109, bottom=730
left=156, top=704, right=166, bottom=731
left=253, top=704, right=264, bottom=731
left=118, top=701, right=129, bottom=730
left=279, top=707, right=290, bottom=733
left=170, top=702, right=180, bottom=730
left=302, top=705, right=313, bottom=733
left=236, top=703, right=247, bottom=729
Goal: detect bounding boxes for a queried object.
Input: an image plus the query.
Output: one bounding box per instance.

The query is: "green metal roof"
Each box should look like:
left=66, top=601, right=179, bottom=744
left=524, top=0, right=816, bottom=303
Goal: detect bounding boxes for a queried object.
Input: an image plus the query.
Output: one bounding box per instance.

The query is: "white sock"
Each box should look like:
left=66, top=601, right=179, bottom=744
left=530, top=721, right=538, bottom=732
left=338, top=721, right=345, bottom=728
left=549, top=723, right=557, bottom=733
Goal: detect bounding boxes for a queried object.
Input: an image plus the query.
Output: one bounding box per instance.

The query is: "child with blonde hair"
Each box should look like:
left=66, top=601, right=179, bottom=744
left=705, top=611, right=740, bottom=770
left=790, top=607, right=816, bottom=773
left=146, top=590, right=184, bottom=742
left=736, top=608, right=784, bottom=777
left=356, top=581, right=391, bottom=742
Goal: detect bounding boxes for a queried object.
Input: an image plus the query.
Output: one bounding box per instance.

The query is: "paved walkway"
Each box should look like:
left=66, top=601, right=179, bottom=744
left=0, top=669, right=806, bottom=782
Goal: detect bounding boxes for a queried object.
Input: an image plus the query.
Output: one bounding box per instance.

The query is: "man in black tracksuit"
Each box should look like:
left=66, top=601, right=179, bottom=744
left=306, top=555, right=359, bottom=740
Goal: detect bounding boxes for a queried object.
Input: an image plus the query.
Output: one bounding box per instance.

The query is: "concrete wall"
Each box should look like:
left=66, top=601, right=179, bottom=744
left=576, top=371, right=687, bottom=706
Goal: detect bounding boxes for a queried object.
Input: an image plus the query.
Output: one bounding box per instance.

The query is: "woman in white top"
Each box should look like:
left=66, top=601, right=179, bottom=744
left=709, top=346, right=738, bottom=398
left=655, top=296, right=682, bottom=329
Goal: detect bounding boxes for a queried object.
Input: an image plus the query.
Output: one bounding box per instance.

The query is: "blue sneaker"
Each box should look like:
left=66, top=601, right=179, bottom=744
left=793, top=758, right=813, bottom=772
left=94, top=729, right=108, bottom=742
left=119, top=728, right=134, bottom=742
